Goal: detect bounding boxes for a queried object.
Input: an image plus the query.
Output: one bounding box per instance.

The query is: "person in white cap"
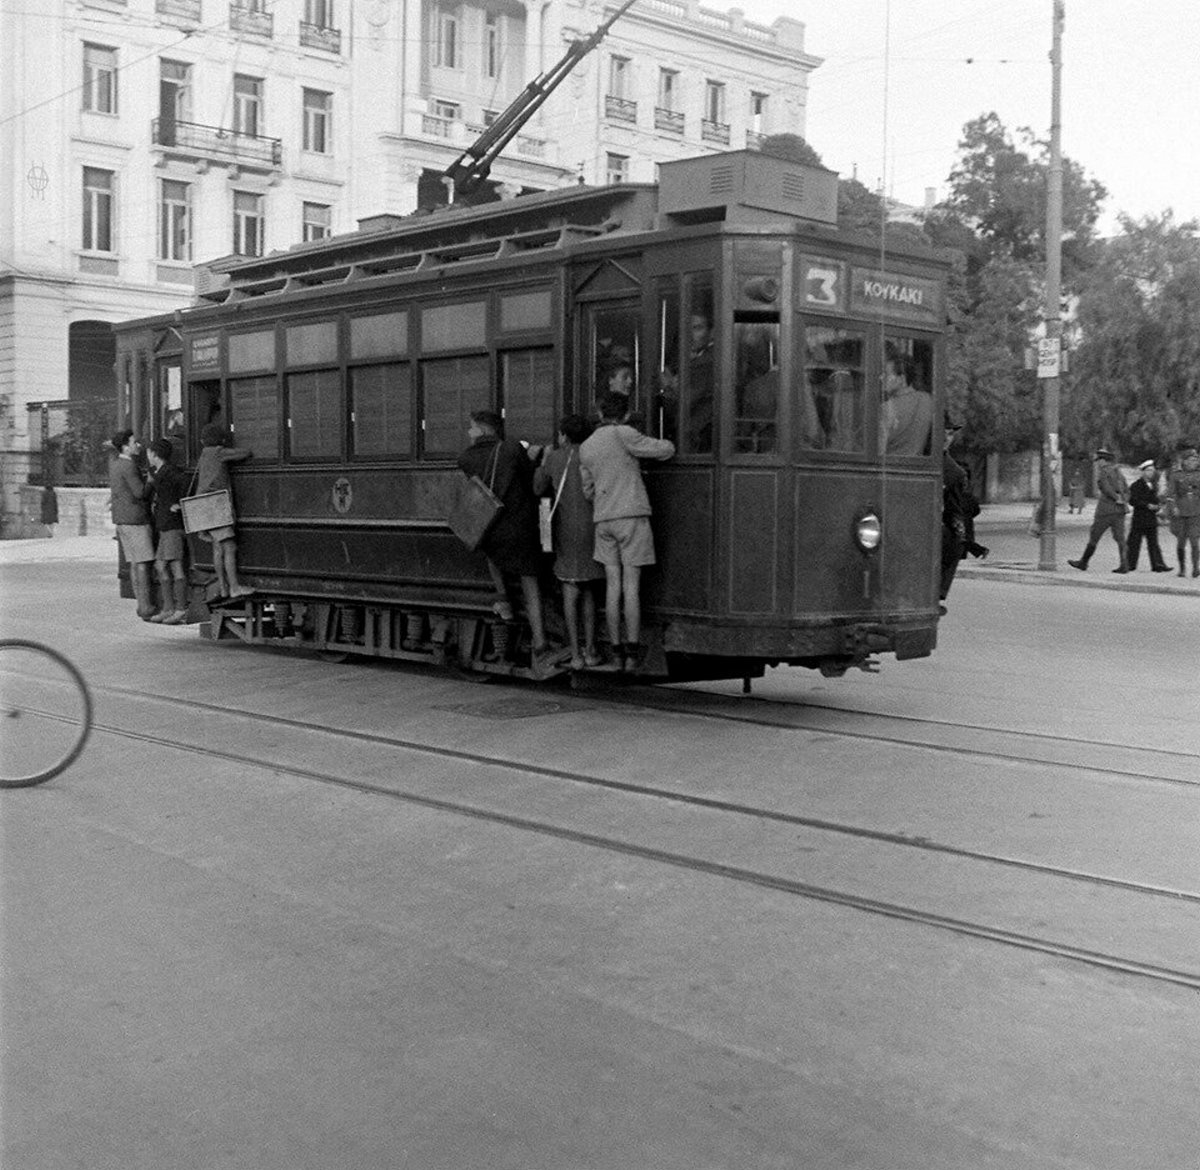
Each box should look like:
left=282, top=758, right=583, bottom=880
left=1127, top=459, right=1171, bottom=572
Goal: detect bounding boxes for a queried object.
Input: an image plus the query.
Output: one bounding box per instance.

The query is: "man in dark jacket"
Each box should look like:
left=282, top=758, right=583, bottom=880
left=1068, top=449, right=1129, bottom=572
left=457, top=410, right=555, bottom=675
left=940, top=416, right=970, bottom=604
left=1126, top=459, right=1171, bottom=572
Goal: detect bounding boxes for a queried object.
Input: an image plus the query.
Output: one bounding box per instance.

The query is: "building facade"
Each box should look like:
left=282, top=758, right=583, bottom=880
left=0, top=0, right=818, bottom=533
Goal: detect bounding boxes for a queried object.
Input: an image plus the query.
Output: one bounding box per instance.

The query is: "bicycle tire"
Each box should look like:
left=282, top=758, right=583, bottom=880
left=0, top=639, right=93, bottom=788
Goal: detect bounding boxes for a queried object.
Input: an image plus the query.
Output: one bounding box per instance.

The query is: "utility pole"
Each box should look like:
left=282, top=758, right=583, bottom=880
left=1039, top=0, right=1065, bottom=570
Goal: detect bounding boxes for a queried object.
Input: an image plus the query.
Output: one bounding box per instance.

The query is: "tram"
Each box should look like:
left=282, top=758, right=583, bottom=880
left=113, top=148, right=951, bottom=684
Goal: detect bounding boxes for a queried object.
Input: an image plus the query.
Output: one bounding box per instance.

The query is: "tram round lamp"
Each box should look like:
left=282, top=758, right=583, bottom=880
left=854, top=512, right=882, bottom=552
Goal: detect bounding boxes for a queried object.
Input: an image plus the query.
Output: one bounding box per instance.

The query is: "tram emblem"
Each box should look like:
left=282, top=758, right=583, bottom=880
left=332, top=477, right=353, bottom=514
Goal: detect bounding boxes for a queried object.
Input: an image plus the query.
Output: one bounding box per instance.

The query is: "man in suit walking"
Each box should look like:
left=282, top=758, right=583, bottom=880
left=1068, top=448, right=1130, bottom=573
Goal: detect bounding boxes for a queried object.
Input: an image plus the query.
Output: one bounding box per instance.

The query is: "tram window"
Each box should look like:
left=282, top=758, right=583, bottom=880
left=584, top=303, right=640, bottom=413
left=229, top=375, right=279, bottom=459
left=500, top=348, right=556, bottom=446
left=732, top=318, right=780, bottom=454
left=421, top=355, right=490, bottom=456
left=653, top=284, right=680, bottom=444
left=159, top=363, right=185, bottom=460
left=801, top=327, right=865, bottom=453
left=288, top=369, right=343, bottom=458
left=881, top=336, right=934, bottom=457
left=683, top=281, right=714, bottom=453
left=351, top=364, right=412, bottom=458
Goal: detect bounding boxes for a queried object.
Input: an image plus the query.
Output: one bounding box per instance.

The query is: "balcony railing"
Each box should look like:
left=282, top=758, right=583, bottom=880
left=230, top=0, right=272, bottom=37
left=604, top=95, right=637, bottom=123
left=156, top=0, right=200, bottom=21
left=655, top=107, right=684, bottom=134
left=701, top=118, right=730, bottom=145
left=516, top=134, right=546, bottom=158
left=299, top=21, right=341, bottom=53
left=152, top=118, right=282, bottom=168
left=746, top=129, right=766, bottom=150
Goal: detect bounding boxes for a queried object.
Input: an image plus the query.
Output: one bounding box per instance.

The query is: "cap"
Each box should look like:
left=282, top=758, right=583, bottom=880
left=1138, top=459, right=1156, bottom=472
left=943, top=412, right=963, bottom=432
left=1093, top=448, right=1114, bottom=460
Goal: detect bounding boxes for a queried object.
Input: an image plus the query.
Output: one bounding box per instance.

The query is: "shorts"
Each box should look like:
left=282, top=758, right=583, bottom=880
left=199, top=525, right=236, bottom=544
left=594, top=516, right=656, bottom=568
left=116, top=523, right=155, bottom=563
left=155, top=529, right=186, bottom=564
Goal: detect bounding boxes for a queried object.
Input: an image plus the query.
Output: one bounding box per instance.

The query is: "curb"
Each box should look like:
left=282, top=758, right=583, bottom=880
left=957, top=562, right=1199, bottom=597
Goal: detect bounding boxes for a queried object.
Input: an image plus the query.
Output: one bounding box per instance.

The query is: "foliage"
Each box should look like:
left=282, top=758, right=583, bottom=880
left=1064, top=213, right=1200, bottom=458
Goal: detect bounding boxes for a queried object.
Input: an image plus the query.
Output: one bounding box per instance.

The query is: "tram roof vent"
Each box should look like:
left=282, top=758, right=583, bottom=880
left=657, top=151, right=838, bottom=228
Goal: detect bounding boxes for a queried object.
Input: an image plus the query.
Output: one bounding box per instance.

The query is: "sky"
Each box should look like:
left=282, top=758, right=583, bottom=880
left=733, top=0, right=1200, bottom=233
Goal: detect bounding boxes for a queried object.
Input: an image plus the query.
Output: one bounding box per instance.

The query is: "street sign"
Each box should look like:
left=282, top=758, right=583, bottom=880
left=1037, top=338, right=1061, bottom=379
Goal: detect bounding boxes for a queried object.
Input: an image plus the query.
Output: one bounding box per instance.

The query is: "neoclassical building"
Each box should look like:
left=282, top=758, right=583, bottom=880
left=0, top=0, right=818, bottom=532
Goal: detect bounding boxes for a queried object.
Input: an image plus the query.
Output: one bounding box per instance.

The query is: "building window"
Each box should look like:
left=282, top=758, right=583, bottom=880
left=82, top=44, right=117, bottom=114
left=302, top=88, right=332, bottom=153
left=606, top=152, right=628, bottom=185
left=435, top=6, right=459, bottom=68
left=233, top=191, right=264, bottom=257
left=608, top=55, right=630, bottom=99
left=159, top=179, right=191, bottom=261
left=304, top=0, right=334, bottom=26
left=484, top=13, right=500, bottom=78
left=658, top=68, right=678, bottom=110
left=482, top=108, right=500, bottom=127
left=160, top=59, right=192, bottom=123
left=302, top=202, right=332, bottom=242
left=432, top=98, right=460, bottom=121
left=704, top=80, right=725, bottom=124
left=82, top=167, right=115, bottom=252
left=750, top=91, right=768, bottom=132
left=234, top=74, right=263, bottom=137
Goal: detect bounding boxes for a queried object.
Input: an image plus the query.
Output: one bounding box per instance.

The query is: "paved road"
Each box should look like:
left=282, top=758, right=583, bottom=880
left=2, top=542, right=1199, bottom=1169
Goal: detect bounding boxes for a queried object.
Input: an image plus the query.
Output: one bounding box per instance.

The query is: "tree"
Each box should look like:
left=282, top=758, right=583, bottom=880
left=1065, top=213, right=1200, bottom=457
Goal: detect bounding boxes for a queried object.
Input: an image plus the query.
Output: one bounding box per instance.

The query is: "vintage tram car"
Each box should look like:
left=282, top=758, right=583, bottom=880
left=113, top=150, right=951, bottom=684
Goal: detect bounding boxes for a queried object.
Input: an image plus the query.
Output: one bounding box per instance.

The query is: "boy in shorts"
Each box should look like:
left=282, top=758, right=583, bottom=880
left=196, top=423, right=254, bottom=599
left=146, top=438, right=191, bottom=623
left=579, top=392, right=675, bottom=671
left=108, top=429, right=156, bottom=621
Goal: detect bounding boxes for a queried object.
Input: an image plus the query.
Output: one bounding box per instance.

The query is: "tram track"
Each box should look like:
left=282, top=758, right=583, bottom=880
left=18, top=675, right=1200, bottom=992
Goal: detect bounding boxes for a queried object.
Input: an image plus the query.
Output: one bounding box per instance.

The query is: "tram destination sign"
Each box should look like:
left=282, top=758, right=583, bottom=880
left=188, top=333, right=221, bottom=373
left=849, top=268, right=942, bottom=324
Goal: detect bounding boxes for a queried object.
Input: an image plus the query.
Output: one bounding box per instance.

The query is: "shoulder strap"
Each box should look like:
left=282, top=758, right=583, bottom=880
left=487, top=443, right=501, bottom=490
left=549, top=450, right=572, bottom=519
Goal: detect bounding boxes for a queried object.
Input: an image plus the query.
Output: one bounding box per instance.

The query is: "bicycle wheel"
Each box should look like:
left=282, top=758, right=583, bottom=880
left=0, top=640, right=93, bottom=788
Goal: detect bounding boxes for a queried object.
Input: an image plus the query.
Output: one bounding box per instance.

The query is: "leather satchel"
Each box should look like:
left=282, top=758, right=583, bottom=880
left=448, top=446, right=503, bottom=551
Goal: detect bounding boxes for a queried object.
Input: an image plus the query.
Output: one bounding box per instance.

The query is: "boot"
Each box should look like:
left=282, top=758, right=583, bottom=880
left=1112, top=544, right=1130, bottom=574
left=163, top=578, right=191, bottom=624
left=148, top=573, right=173, bottom=621
left=132, top=566, right=157, bottom=621
left=1068, top=543, right=1096, bottom=571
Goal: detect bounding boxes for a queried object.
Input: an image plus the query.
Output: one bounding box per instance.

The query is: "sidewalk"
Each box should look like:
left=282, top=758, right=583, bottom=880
left=0, top=532, right=118, bottom=564
left=960, top=503, right=1199, bottom=597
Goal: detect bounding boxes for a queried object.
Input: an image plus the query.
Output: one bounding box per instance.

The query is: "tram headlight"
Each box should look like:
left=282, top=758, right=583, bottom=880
left=855, top=512, right=882, bottom=552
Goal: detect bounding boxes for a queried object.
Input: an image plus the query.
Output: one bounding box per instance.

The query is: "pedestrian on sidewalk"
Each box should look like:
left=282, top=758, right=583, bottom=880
left=1167, top=443, right=1200, bottom=578
left=1068, top=448, right=1130, bottom=573
left=1127, top=459, right=1171, bottom=572
left=1067, top=474, right=1085, bottom=514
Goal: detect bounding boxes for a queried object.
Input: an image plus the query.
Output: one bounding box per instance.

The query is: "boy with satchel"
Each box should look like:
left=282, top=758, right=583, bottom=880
left=533, top=414, right=604, bottom=670
left=194, top=423, right=254, bottom=600
left=146, top=438, right=191, bottom=623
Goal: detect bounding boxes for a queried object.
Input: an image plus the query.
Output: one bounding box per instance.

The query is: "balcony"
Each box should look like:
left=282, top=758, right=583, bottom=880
left=655, top=107, right=684, bottom=134
left=604, top=95, right=637, bottom=124
left=515, top=134, right=546, bottom=158
left=230, top=0, right=272, bottom=37
left=746, top=129, right=766, bottom=150
left=156, top=0, right=200, bottom=22
left=701, top=118, right=730, bottom=145
left=299, top=21, right=342, bottom=53
left=421, top=113, right=454, bottom=138
left=152, top=118, right=282, bottom=170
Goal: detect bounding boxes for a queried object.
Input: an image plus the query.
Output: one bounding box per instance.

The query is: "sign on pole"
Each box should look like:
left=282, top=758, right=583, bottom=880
left=1037, top=337, right=1061, bottom=379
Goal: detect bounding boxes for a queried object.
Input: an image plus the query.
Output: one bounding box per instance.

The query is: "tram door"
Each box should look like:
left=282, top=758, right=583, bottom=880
left=187, top=380, right=222, bottom=463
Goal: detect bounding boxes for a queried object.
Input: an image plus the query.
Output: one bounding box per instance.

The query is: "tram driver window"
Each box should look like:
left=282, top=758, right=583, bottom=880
left=800, top=327, right=865, bottom=452
left=732, top=317, right=780, bottom=454
left=188, top=380, right=222, bottom=461
left=880, top=337, right=934, bottom=457
left=585, top=304, right=640, bottom=417
left=655, top=280, right=714, bottom=454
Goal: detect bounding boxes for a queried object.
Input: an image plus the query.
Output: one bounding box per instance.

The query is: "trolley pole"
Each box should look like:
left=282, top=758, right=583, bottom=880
left=1039, top=0, right=1065, bottom=570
